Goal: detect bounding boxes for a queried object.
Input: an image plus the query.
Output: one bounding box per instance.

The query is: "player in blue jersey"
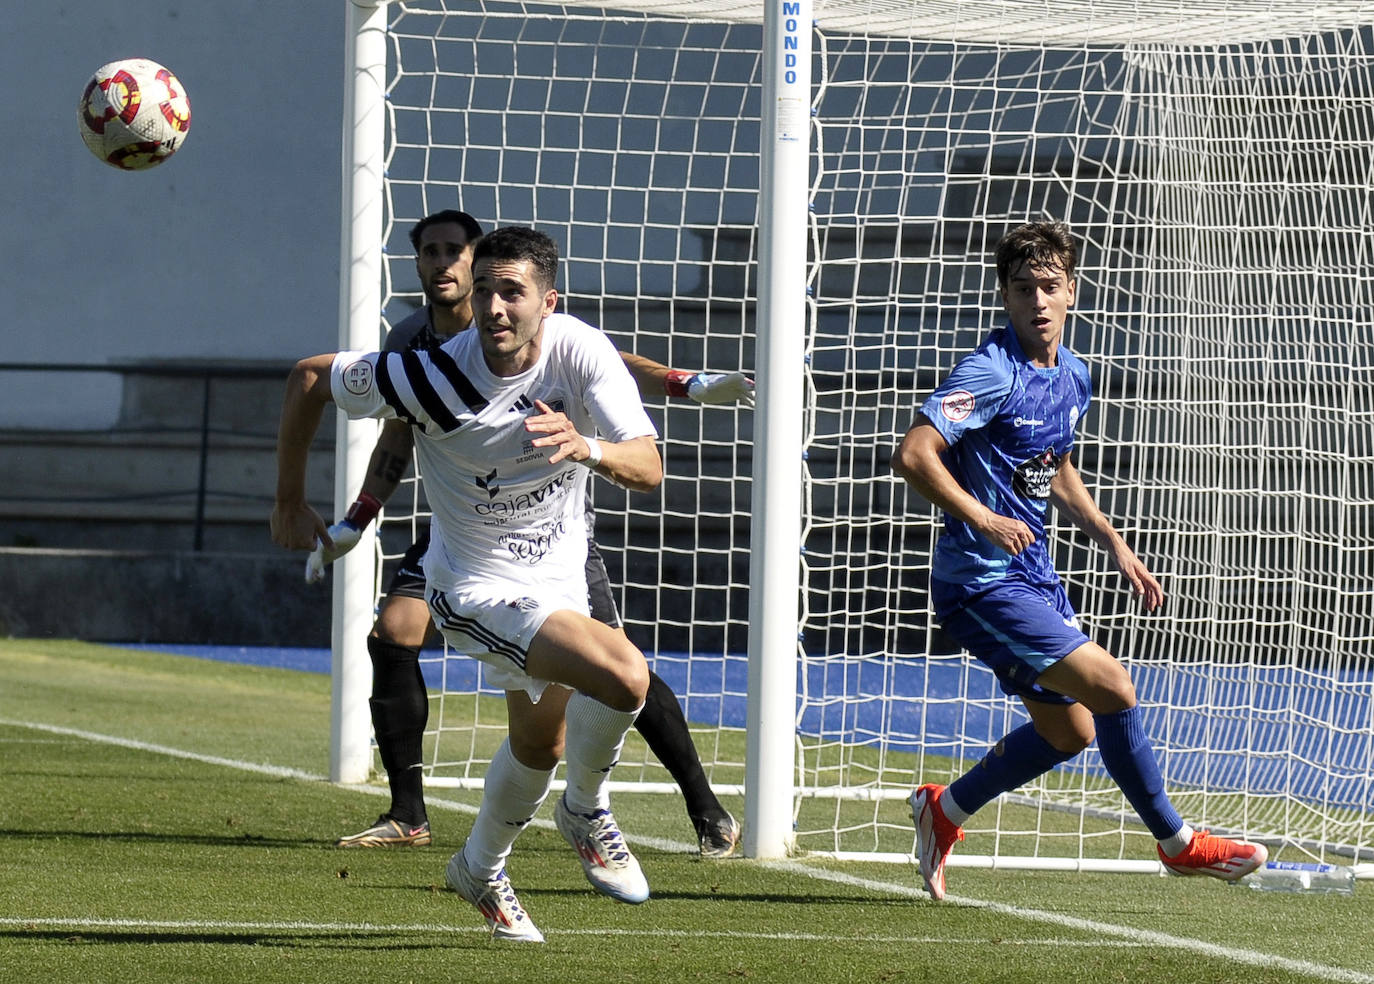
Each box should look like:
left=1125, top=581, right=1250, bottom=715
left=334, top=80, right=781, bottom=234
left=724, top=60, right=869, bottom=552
left=891, top=220, right=1267, bottom=900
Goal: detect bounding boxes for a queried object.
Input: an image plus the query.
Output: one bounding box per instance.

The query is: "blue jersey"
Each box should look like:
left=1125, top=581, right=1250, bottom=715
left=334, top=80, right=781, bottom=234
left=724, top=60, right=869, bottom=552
left=919, top=326, right=1092, bottom=588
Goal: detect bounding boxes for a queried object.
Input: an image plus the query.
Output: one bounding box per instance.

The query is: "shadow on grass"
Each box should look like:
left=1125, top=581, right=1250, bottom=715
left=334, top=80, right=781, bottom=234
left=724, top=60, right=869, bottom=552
left=0, top=827, right=332, bottom=849
left=293, top=879, right=906, bottom=909
left=0, top=927, right=489, bottom=951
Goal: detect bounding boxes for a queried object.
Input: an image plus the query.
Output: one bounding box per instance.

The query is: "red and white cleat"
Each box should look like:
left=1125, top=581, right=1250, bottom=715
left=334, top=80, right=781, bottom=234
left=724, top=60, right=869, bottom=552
left=1158, top=830, right=1268, bottom=882
left=910, top=783, right=965, bottom=901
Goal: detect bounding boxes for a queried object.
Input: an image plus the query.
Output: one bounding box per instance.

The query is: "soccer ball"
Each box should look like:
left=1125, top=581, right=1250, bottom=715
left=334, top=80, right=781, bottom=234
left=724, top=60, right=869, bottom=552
left=78, top=58, right=191, bottom=170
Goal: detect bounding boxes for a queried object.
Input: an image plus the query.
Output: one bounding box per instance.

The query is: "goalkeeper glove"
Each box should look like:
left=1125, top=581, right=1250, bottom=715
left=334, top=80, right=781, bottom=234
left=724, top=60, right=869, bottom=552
left=304, top=491, right=382, bottom=584
left=663, top=370, right=756, bottom=407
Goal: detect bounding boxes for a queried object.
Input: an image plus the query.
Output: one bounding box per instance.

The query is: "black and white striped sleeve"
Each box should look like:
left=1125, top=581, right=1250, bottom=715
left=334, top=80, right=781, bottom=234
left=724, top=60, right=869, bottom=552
left=330, top=350, right=487, bottom=436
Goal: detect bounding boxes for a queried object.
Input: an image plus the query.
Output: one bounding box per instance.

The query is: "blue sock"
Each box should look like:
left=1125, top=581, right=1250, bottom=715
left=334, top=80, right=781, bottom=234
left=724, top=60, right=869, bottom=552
left=947, top=722, right=1076, bottom=819
left=1093, top=706, right=1184, bottom=841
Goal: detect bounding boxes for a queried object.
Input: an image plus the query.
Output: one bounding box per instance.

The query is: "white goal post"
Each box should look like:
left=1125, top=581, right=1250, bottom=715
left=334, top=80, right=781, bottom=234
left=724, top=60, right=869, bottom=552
left=336, top=0, right=1374, bottom=869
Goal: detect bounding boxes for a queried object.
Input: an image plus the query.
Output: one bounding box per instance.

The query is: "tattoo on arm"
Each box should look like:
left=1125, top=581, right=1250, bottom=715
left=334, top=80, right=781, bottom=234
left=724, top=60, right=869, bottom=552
left=374, top=451, right=409, bottom=485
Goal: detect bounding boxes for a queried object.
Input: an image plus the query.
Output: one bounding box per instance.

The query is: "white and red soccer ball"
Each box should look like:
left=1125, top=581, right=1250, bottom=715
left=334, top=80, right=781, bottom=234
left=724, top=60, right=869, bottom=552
left=78, top=58, right=191, bottom=170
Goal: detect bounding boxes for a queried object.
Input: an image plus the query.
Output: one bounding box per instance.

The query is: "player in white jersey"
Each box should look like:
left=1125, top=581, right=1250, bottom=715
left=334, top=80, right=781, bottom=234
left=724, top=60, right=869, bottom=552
left=273, top=226, right=663, bottom=942
left=333, top=312, right=653, bottom=593
left=312, top=209, right=746, bottom=858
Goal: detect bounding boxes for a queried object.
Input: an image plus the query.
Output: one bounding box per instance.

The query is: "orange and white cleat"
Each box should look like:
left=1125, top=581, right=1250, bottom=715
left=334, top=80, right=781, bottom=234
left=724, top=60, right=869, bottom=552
left=910, top=783, right=965, bottom=900
left=1158, top=830, right=1268, bottom=882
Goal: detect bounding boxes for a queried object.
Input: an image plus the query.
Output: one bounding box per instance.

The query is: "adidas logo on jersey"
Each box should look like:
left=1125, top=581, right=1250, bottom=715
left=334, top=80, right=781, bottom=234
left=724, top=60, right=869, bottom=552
left=510, top=394, right=567, bottom=414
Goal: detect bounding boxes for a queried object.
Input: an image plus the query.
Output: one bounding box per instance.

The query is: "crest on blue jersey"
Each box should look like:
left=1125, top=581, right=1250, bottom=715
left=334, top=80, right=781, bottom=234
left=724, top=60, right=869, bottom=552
left=1013, top=448, right=1062, bottom=499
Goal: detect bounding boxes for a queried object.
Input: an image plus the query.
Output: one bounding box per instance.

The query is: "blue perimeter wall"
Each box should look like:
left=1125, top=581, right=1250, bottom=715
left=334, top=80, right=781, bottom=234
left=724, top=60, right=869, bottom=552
left=125, top=644, right=1373, bottom=814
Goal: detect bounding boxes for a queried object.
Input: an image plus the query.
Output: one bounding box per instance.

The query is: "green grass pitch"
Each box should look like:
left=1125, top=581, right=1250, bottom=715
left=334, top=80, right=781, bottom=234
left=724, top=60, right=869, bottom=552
left=2, top=638, right=1371, bottom=984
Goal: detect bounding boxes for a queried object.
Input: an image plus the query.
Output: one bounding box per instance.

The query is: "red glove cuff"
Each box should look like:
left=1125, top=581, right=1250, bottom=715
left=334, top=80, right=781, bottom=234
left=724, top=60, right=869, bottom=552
left=663, top=369, right=693, bottom=399
left=344, top=491, right=383, bottom=529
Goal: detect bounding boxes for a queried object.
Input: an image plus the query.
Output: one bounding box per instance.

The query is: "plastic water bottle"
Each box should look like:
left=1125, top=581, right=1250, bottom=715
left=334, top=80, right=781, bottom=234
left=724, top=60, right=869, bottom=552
left=1234, top=861, right=1356, bottom=895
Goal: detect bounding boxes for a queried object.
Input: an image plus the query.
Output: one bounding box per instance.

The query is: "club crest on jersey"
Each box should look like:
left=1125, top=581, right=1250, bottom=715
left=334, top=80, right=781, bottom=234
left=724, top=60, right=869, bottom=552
left=1013, top=447, right=1063, bottom=499
left=941, top=390, right=975, bottom=423
left=517, top=438, right=548, bottom=464
left=341, top=360, right=374, bottom=395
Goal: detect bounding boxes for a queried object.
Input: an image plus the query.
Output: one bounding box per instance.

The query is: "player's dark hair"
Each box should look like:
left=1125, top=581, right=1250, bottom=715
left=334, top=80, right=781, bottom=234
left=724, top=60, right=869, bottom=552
left=408, top=209, right=484, bottom=251
left=995, top=221, right=1078, bottom=287
left=471, top=226, right=560, bottom=291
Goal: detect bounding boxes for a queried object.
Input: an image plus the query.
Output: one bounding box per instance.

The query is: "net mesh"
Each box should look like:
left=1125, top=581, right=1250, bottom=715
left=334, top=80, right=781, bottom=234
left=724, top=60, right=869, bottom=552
left=366, top=0, right=1374, bottom=863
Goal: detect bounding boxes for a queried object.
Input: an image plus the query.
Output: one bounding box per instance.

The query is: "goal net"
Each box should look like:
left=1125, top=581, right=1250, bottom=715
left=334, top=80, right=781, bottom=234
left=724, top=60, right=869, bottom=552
left=356, top=0, right=1374, bottom=866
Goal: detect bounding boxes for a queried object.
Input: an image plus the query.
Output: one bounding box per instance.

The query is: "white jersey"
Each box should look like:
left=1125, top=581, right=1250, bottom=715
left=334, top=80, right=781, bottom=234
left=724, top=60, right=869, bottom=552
left=331, top=312, right=657, bottom=593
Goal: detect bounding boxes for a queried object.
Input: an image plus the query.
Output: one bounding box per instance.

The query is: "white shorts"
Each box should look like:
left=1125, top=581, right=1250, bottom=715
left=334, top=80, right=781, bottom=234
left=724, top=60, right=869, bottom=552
left=426, top=579, right=588, bottom=703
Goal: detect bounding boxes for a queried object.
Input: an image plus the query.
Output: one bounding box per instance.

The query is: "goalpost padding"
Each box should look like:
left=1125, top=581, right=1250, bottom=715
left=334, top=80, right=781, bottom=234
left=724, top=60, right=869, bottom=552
left=346, top=0, right=1374, bottom=866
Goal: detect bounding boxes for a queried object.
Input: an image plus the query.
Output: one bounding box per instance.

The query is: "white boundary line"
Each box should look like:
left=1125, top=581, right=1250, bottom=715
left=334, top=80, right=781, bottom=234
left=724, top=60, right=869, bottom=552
left=4, top=717, right=1372, bottom=983
left=0, top=719, right=688, bottom=854
left=0, top=916, right=1148, bottom=947
left=764, top=861, right=1374, bottom=984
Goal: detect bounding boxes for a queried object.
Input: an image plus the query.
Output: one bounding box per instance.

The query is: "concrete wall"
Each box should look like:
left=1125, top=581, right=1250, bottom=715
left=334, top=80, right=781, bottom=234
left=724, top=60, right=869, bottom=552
left=0, top=548, right=332, bottom=646
left=1, top=370, right=338, bottom=553
left=5, top=6, right=350, bottom=642
left=6, top=1, right=346, bottom=426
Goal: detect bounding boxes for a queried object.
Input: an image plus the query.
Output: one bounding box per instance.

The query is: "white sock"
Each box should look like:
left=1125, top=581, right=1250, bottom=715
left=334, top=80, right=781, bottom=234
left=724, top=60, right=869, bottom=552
left=939, top=787, right=972, bottom=827
left=562, top=692, right=641, bottom=814
left=1158, top=823, right=1195, bottom=859
left=463, top=738, right=554, bottom=880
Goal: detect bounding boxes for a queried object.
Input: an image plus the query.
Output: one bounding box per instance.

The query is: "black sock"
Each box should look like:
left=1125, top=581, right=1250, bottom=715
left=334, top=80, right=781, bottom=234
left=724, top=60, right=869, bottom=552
left=634, top=670, right=727, bottom=821
left=367, top=636, right=429, bottom=825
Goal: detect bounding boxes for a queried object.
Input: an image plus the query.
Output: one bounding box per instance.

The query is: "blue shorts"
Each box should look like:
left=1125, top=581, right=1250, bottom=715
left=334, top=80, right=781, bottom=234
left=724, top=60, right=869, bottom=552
left=930, top=574, right=1089, bottom=705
